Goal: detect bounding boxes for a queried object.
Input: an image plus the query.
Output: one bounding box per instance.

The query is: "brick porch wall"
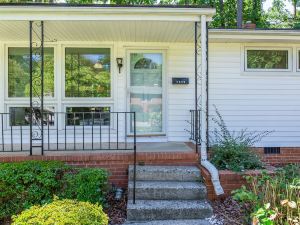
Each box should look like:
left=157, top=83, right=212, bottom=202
left=202, top=147, right=299, bottom=200
left=256, top=147, right=300, bottom=166
left=0, top=151, right=199, bottom=188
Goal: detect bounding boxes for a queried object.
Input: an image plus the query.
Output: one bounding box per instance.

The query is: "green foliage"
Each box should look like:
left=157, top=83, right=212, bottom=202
left=12, top=197, right=109, bottom=225
left=0, top=161, right=67, bottom=220
left=252, top=203, right=277, bottom=225
left=210, top=106, right=269, bottom=172
left=232, top=185, right=258, bottom=203
left=0, top=161, right=109, bottom=221
left=61, top=168, right=109, bottom=204
left=232, top=164, right=300, bottom=224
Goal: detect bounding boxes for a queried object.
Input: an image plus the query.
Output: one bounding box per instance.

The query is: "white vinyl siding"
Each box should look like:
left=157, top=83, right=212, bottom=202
left=209, top=42, right=300, bottom=147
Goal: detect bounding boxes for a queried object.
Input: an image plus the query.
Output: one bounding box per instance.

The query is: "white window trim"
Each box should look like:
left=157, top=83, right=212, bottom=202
left=126, top=49, right=167, bottom=136
left=61, top=44, right=115, bottom=103
left=296, top=48, right=300, bottom=72
left=244, top=46, right=292, bottom=72
left=4, top=43, right=57, bottom=101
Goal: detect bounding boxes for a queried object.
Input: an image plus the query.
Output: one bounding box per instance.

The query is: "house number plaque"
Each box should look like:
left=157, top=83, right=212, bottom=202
left=172, top=77, right=189, bottom=85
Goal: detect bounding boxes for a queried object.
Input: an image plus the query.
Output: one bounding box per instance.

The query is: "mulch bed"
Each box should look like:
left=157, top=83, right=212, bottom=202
left=211, top=197, right=252, bottom=225
left=104, top=190, right=128, bottom=225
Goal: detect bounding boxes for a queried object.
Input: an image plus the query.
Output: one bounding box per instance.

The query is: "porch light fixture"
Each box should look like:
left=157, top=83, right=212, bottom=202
left=116, top=58, right=123, bottom=73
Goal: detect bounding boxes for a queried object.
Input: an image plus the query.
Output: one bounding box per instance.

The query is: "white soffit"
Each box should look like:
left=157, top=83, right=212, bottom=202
left=0, top=21, right=195, bottom=42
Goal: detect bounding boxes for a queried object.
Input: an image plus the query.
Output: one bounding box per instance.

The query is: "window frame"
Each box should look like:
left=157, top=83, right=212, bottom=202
left=244, top=47, right=292, bottom=72
left=5, top=44, right=57, bottom=101
left=63, top=103, right=114, bottom=129
left=6, top=104, right=57, bottom=129
left=296, top=48, right=300, bottom=72
left=62, top=45, right=114, bottom=101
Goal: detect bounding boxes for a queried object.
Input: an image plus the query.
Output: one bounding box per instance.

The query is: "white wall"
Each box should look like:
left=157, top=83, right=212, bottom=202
left=209, top=42, right=300, bottom=147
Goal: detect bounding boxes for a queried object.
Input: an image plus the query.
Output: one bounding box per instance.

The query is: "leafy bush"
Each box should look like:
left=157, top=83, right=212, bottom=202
left=61, top=168, right=109, bottom=204
left=12, top=198, right=109, bottom=225
left=232, top=164, right=300, bottom=225
left=0, top=161, right=109, bottom=221
left=210, top=106, right=270, bottom=172
left=0, top=161, right=67, bottom=220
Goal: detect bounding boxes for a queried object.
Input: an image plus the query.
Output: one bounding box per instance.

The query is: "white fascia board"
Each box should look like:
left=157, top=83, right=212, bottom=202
left=0, top=6, right=215, bottom=21
left=209, top=29, right=300, bottom=42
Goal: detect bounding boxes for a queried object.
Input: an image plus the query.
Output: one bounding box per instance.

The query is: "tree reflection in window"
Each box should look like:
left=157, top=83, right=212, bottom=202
left=65, top=48, right=111, bottom=98
left=8, top=47, right=54, bottom=97
left=134, top=58, right=158, bottom=69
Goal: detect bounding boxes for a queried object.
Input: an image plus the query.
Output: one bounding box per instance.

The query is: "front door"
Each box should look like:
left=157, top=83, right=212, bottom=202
left=129, top=52, right=163, bottom=134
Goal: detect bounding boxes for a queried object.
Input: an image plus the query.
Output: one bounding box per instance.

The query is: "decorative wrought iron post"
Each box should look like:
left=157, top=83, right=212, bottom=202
left=29, top=21, right=44, bottom=156
left=194, top=22, right=202, bottom=153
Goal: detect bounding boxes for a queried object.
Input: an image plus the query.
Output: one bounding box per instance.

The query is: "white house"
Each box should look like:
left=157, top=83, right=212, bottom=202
left=0, top=4, right=299, bottom=157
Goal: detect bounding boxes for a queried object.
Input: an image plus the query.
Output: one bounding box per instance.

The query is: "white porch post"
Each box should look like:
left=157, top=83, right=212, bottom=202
left=200, top=15, right=208, bottom=160
left=198, top=15, right=224, bottom=196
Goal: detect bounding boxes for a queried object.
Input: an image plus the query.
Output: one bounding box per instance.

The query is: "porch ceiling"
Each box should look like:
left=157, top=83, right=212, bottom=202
left=0, top=20, right=195, bottom=43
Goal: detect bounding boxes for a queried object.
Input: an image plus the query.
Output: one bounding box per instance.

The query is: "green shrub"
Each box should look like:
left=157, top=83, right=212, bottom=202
left=210, top=106, right=270, bottom=172
left=12, top=198, right=109, bottom=225
left=61, top=168, right=109, bottom=204
left=0, top=161, right=67, bottom=220
left=0, top=161, right=109, bottom=221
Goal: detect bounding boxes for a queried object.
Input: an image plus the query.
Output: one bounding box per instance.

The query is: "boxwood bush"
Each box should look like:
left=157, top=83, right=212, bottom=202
left=0, top=161, right=109, bottom=221
left=12, top=198, right=109, bottom=225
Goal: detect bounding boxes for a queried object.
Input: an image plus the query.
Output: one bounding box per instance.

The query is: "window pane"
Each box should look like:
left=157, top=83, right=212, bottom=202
left=66, top=107, right=110, bottom=126
left=8, top=48, right=54, bottom=97
left=9, top=107, right=55, bottom=126
left=65, top=48, right=111, bottom=97
left=247, top=50, right=288, bottom=70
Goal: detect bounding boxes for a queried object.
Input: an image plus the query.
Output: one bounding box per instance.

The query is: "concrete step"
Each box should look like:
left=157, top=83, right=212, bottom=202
left=123, top=219, right=211, bottom=225
left=128, top=166, right=201, bottom=182
left=127, top=200, right=213, bottom=221
left=128, top=181, right=207, bottom=200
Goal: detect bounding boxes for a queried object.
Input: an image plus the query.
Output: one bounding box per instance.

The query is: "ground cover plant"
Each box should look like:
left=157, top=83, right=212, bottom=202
left=232, top=164, right=300, bottom=225
left=0, top=160, right=109, bottom=223
left=210, top=106, right=271, bottom=172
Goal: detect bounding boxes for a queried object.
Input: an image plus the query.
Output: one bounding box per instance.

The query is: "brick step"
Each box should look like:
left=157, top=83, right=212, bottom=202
left=128, top=181, right=207, bottom=200
left=127, top=200, right=213, bottom=221
left=129, top=166, right=201, bottom=182
left=123, top=219, right=211, bottom=225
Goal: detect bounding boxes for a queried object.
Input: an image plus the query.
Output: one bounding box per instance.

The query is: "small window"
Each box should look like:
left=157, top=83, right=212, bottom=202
left=9, top=107, right=55, bottom=126
left=65, top=107, right=110, bottom=126
left=8, top=47, right=55, bottom=97
left=246, top=49, right=289, bottom=71
left=65, top=48, right=111, bottom=98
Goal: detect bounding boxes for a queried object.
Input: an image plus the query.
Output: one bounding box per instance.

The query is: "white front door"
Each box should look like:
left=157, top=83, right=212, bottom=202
left=129, top=52, right=164, bottom=135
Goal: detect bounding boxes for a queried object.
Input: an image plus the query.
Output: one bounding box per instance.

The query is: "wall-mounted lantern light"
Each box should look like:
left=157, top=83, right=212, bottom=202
left=116, top=58, right=123, bottom=73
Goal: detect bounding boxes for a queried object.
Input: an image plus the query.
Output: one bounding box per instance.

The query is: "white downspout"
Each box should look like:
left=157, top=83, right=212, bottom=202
left=199, top=15, right=224, bottom=196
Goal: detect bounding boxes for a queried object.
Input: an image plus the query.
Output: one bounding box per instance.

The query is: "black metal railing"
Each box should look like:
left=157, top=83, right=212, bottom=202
left=0, top=111, right=136, bottom=152
left=0, top=111, right=137, bottom=203
left=190, top=110, right=201, bottom=145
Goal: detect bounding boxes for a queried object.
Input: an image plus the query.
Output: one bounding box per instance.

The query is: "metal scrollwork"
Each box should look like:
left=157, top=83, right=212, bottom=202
left=29, top=21, right=44, bottom=155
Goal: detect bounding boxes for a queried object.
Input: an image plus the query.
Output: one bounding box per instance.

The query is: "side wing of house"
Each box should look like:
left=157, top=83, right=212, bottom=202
left=209, top=30, right=300, bottom=147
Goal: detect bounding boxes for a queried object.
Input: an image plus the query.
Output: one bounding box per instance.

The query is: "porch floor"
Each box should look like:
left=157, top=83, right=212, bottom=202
left=0, top=142, right=195, bottom=156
